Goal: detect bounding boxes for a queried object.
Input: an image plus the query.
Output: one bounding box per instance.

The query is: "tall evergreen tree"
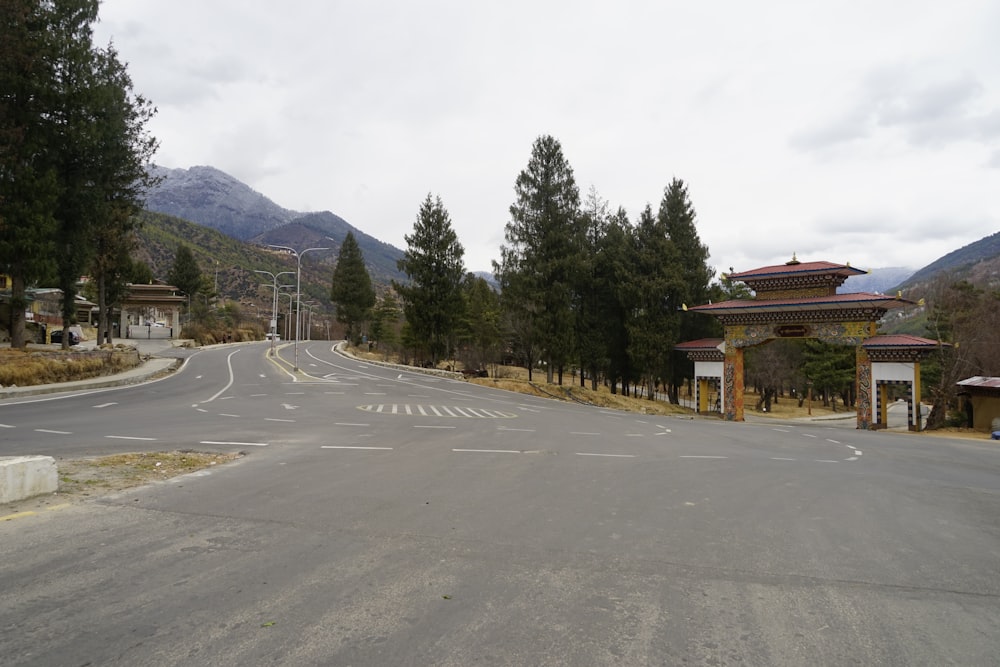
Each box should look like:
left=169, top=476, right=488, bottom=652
left=87, top=45, right=159, bottom=344
left=658, top=178, right=715, bottom=400
left=394, top=194, right=466, bottom=365
left=458, top=273, right=502, bottom=373
left=625, top=204, right=683, bottom=399
left=330, top=231, right=375, bottom=344
left=0, top=0, right=62, bottom=347
left=167, top=244, right=202, bottom=304
left=576, top=186, right=612, bottom=389
left=495, top=135, right=583, bottom=383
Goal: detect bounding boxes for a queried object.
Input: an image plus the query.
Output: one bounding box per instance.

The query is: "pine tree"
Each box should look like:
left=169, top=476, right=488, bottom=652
left=459, top=274, right=502, bottom=373
left=495, top=135, right=583, bottom=383
left=167, top=244, right=203, bottom=303
left=659, top=178, right=715, bottom=400
left=394, top=194, right=466, bottom=365
left=0, top=0, right=62, bottom=347
left=330, top=231, right=375, bottom=344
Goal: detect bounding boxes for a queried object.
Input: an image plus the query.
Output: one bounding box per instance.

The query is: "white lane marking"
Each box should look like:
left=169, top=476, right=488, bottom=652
left=365, top=392, right=387, bottom=396
left=196, top=408, right=208, bottom=413
left=576, top=453, right=636, bottom=458
left=0, top=424, right=15, bottom=429
left=35, top=429, right=71, bottom=435
left=816, top=459, right=839, bottom=463
left=285, top=392, right=306, bottom=395
left=625, top=434, right=644, bottom=437
left=335, top=422, right=370, bottom=427
left=453, top=448, right=522, bottom=454
left=321, top=445, right=393, bottom=451
left=265, top=418, right=295, bottom=423
left=196, top=375, right=203, bottom=379
left=571, top=432, right=600, bottom=436
left=250, top=394, right=267, bottom=397
left=803, top=434, right=818, bottom=439
left=281, top=403, right=299, bottom=410
left=679, top=455, right=727, bottom=459
left=218, top=413, right=240, bottom=418
left=93, top=402, right=117, bottom=409
left=771, top=457, right=797, bottom=461
left=827, top=439, right=841, bottom=444
left=220, top=396, right=234, bottom=401
left=416, top=425, right=456, bottom=429
left=846, top=456, right=859, bottom=461
left=106, top=435, right=156, bottom=441
left=201, top=349, right=241, bottom=403
left=200, top=440, right=268, bottom=447
left=854, top=450, right=863, bottom=456
left=498, top=427, right=535, bottom=432
left=259, top=374, right=266, bottom=378
left=773, top=428, right=790, bottom=432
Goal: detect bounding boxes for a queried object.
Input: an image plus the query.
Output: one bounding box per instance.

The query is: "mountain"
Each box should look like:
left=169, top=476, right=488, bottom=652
left=839, top=267, right=915, bottom=295
left=144, top=165, right=407, bottom=285
left=892, top=230, right=1000, bottom=293
left=146, top=165, right=297, bottom=240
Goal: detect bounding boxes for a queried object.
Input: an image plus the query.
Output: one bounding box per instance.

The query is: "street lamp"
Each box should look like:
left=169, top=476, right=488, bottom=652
left=302, top=301, right=319, bottom=341
left=254, top=270, right=294, bottom=355
left=268, top=244, right=330, bottom=371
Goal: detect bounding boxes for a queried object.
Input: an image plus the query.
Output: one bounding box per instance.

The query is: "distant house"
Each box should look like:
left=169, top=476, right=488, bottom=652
left=955, top=377, right=1000, bottom=433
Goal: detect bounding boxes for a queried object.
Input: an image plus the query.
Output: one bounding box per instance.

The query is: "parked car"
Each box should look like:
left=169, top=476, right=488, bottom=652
left=50, top=329, right=80, bottom=345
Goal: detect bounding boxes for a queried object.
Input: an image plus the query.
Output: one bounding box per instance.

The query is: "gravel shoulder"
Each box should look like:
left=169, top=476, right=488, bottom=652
left=1, top=451, right=242, bottom=517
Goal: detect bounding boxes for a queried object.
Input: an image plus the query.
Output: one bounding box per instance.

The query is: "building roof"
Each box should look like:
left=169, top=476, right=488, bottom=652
left=727, top=260, right=867, bottom=282
left=688, top=292, right=912, bottom=315
left=862, top=334, right=941, bottom=349
left=957, top=377, right=1000, bottom=389
left=674, top=338, right=724, bottom=351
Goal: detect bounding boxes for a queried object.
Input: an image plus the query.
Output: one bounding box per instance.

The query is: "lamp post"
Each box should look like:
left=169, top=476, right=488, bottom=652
left=268, top=245, right=329, bottom=371
left=254, top=270, right=294, bottom=355
left=302, top=301, right=319, bottom=341
left=278, top=289, right=296, bottom=342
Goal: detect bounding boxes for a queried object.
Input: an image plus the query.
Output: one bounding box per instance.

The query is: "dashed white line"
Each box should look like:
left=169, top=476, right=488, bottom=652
left=816, top=459, right=839, bottom=463
left=771, top=457, right=797, bottom=461
left=335, top=423, right=370, bottom=427
left=571, top=432, right=600, bottom=436
left=218, top=413, right=240, bottom=418
left=415, top=425, right=456, bottom=429
left=93, top=402, right=117, bottom=409
left=803, top=434, right=818, bottom=439
left=106, top=435, right=156, bottom=441
left=827, top=438, right=841, bottom=444
left=265, top=418, right=295, bottom=423
left=576, top=453, right=636, bottom=458
left=498, top=427, right=535, bottom=432
left=680, top=455, right=728, bottom=459
left=0, top=424, right=14, bottom=429
left=200, top=440, right=268, bottom=447
left=35, top=429, right=71, bottom=435
left=453, top=448, right=523, bottom=454
left=321, top=445, right=393, bottom=451
left=854, top=450, right=863, bottom=456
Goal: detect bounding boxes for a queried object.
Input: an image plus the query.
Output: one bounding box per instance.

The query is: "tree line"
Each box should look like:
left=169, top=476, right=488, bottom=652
left=1, top=0, right=157, bottom=348
left=331, top=134, right=722, bottom=399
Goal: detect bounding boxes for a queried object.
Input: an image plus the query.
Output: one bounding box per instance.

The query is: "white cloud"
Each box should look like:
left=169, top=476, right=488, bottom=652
left=94, top=0, right=1000, bottom=275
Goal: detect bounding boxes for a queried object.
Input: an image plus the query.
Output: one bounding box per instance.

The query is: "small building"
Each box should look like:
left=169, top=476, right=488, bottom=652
left=956, top=377, right=1000, bottom=433
left=119, top=283, right=186, bottom=340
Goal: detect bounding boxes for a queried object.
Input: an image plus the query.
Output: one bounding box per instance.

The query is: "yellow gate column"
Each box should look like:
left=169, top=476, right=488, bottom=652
left=856, top=346, right=873, bottom=429
left=724, top=345, right=744, bottom=422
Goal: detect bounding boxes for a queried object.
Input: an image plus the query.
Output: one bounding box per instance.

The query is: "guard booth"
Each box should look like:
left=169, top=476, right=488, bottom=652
left=675, top=338, right=725, bottom=415
left=685, top=257, right=929, bottom=430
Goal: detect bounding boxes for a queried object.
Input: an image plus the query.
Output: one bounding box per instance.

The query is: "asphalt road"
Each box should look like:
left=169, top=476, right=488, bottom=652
left=2, top=341, right=998, bottom=666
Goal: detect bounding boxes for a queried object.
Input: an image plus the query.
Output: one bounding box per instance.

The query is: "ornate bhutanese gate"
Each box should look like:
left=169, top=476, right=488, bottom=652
left=685, top=258, right=930, bottom=430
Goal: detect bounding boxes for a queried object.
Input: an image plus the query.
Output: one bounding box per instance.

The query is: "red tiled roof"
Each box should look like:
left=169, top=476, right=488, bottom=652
left=728, top=260, right=866, bottom=281
left=674, top=338, right=724, bottom=351
left=862, top=334, right=942, bottom=348
left=688, top=292, right=912, bottom=314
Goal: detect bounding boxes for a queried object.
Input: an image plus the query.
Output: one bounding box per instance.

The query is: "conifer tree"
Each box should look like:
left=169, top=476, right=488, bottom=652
left=394, top=194, right=466, bottom=365
left=330, top=231, right=375, bottom=344
left=168, top=244, right=203, bottom=306
left=495, top=135, right=583, bottom=383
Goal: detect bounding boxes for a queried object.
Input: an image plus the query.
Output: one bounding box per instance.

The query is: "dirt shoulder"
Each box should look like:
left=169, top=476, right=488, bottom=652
left=1, top=451, right=243, bottom=518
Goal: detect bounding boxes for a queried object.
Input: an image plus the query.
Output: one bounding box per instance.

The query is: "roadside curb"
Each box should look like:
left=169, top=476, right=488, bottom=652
left=0, top=357, right=180, bottom=400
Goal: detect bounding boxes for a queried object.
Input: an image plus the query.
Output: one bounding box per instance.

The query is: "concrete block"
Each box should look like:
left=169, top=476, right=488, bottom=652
left=0, top=456, right=58, bottom=504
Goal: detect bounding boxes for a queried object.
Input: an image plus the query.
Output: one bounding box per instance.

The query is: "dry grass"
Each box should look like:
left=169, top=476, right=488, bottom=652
left=0, top=347, right=140, bottom=387
left=56, top=451, right=242, bottom=496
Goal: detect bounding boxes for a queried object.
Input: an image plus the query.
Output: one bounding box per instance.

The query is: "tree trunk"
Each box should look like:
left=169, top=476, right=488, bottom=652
left=97, top=273, right=108, bottom=345
left=9, top=274, right=28, bottom=348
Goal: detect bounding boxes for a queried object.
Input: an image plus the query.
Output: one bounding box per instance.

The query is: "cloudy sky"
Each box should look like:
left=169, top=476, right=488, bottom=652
left=93, top=0, right=999, bottom=275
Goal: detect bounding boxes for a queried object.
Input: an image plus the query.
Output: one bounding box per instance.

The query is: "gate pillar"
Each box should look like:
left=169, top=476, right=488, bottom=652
left=724, top=345, right=744, bottom=422
left=856, top=346, right=873, bottom=429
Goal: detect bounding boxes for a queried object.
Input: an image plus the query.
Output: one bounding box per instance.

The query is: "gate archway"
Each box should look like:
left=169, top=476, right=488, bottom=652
left=686, top=257, right=926, bottom=430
